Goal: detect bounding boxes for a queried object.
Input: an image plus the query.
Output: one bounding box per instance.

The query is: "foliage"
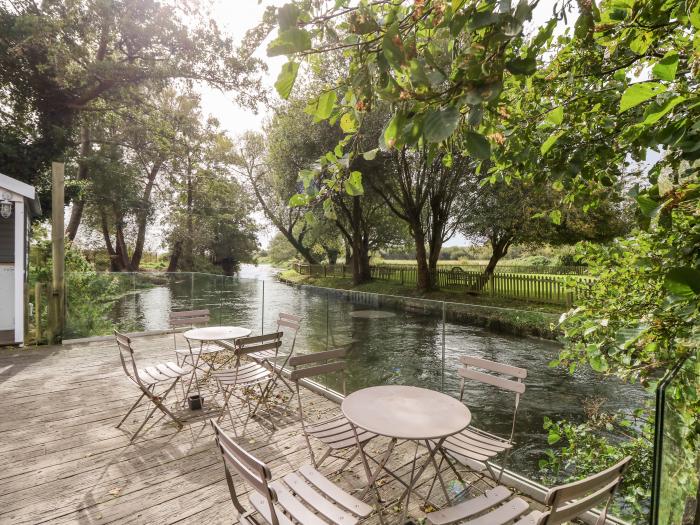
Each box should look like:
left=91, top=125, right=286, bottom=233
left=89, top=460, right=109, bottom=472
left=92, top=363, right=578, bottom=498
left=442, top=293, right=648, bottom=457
left=267, top=232, right=300, bottom=265
left=553, top=183, right=699, bottom=521
left=165, top=102, right=259, bottom=275
left=539, top=404, right=653, bottom=522
left=29, top=237, right=119, bottom=339
left=0, top=0, right=263, bottom=208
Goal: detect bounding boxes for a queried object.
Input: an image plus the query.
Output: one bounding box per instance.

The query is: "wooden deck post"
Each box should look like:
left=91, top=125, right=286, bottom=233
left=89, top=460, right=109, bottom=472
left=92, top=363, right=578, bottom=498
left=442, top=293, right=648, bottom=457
left=34, top=282, right=42, bottom=343
left=48, top=162, right=65, bottom=343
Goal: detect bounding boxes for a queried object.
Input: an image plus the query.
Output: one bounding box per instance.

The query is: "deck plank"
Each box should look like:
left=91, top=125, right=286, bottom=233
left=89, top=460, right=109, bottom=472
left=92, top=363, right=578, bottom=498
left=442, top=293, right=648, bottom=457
left=0, top=334, right=538, bottom=524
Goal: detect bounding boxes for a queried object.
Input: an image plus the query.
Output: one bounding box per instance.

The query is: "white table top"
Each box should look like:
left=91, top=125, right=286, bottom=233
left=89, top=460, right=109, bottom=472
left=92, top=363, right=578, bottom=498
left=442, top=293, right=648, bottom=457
left=183, top=326, right=251, bottom=342
left=341, top=385, right=471, bottom=440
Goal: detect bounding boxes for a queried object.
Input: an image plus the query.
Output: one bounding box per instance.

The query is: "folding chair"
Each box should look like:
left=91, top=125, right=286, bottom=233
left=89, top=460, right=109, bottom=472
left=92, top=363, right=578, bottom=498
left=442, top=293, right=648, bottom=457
left=169, top=309, right=211, bottom=367
left=213, top=332, right=282, bottom=430
left=249, top=312, right=301, bottom=395
left=426, top=456, right=631, bottom=525
left=114, top=330, right=190, bottom=442
left=212, top=421, right=373, bottom=525
left=289, top=348, right=377, bottom=471
left=433, top=355, right=527, bottom=495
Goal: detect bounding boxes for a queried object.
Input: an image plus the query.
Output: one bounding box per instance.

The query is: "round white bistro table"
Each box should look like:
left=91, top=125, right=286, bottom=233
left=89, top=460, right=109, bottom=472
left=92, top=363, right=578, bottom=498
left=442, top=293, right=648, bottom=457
left=181, top=326, right=251, bottom=402
left=342, top=385, right=471, bottom=523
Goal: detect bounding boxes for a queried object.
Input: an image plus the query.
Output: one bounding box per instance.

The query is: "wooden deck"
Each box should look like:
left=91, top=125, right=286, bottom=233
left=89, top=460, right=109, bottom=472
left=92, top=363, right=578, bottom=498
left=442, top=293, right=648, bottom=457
left=0, top=334, right=539, bottom=525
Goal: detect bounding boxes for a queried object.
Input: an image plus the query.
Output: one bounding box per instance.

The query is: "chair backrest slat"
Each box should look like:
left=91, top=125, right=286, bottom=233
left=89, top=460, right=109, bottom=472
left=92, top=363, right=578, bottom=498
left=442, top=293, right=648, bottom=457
left=237, top=340, right=283, bottom=356
left=170, top=309, right=210, bottom=319
left=278, top=312, right=302, bottom=323
left=290, top=361, right=345, bottom=381
left=170, top=316, right=209, bottom=327
left=458, top=367, right=525, bottom=394
left=289, top=347, right=348, bottom=367
left=539, top=456, right=631, bottom=525
left=460, top=355, right=527, bottom=379
left=114, top=330, right=141, bottom=384
left=169, top=309, right=210, bottom=328
left=212, top=422, right=278, bottom=523
left=277, top=318, right=301, bottom=331
left=239, top=332, right=283, bottom=346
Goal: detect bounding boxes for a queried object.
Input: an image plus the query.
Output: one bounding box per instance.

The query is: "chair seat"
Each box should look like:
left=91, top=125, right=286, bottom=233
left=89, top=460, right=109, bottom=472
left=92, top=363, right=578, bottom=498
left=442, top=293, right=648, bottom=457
left=249, top=464, right=372, bottom=525
left=249, top=348, right=278, bottom=363
left=514, top=510, right=545, bottom=524
left=214, top=362, right=271, bottom=388
left=439, top=425, right=512, bottom=463
left=426, top=487, right=529, bottom=525
left=306, top=415, right=376, bottom=450
left=138, top=362, right=189, bottom=384
left=174, top=344, right=221, bottom=356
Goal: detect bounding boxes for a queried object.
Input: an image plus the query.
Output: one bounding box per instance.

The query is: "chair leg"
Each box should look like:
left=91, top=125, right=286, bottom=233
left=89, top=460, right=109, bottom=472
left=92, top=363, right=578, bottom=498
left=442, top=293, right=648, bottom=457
left=117, top=391, right=147, bottom=429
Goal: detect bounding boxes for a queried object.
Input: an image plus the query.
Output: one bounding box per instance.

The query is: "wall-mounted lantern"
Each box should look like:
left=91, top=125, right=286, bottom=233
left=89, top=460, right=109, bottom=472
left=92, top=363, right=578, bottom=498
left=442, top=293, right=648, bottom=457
left=0, top=192, right=12, bottom=219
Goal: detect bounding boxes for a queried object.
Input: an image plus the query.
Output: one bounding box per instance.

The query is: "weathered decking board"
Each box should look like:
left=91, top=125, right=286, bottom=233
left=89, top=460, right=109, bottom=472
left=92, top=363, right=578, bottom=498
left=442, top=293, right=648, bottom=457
left=0, top=334, right=538, bottom=524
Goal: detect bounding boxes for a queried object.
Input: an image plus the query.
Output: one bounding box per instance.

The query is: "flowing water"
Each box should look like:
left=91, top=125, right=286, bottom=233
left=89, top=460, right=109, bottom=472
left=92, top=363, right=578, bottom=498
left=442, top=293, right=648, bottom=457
left=95, top=265, right=648, bottom=482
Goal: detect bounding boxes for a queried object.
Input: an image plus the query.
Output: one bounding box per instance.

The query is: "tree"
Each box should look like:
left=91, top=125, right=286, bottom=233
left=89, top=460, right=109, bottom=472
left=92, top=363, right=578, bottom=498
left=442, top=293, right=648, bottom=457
left=459, top=178, right=631, bottom=277
left=370, top=146, right=471, bottom=291
left=234, top=128, right=322, bottom=265
left=164, top=109, right=259, bottom=275
left=0, top=0, right=264, bottom=213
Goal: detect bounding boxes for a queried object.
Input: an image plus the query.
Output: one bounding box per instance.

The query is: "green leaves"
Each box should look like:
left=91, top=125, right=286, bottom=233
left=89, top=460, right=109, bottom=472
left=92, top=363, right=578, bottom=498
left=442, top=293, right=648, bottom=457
left=506, top=55, right=537, bottom=75
left=549, top=209, right=562, bottom=225
left=546, top=106, right=564, bottom=125
left=652, top=51, right=679, bottom=81
left=423, top=106, right=460, bottom=143
left=664, top=267, right=700, bottom=300
left=619, top=83, right=667, bottom=113
left=267, top=28, right=312, bottom=56
left=382, top=113, right=406, bottom=149
left=343, top=171, right=364, bottom=196
left=305, top=91, right=337, bottom=122
left=382, top=23, right=405, bottom=69
left=340, top=112, right=358, bottom=133
left=274, top=61, right=299, bottom=99
left=541, top=131, right=564, bottom=155
left=464, top=131, right=491, bottom=159
left=642, top=96, right=685, bottom=126
left=589, top=354, right=609, bottom=372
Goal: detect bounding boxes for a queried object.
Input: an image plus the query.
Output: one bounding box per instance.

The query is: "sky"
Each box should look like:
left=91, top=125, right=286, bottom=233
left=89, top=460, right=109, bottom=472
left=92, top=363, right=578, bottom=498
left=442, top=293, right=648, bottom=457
left=195, top=0, right=576, bottom=249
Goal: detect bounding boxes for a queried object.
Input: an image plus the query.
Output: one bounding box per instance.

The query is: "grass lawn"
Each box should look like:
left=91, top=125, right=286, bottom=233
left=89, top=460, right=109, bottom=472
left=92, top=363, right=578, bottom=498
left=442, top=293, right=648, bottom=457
left=279, top=269, right=564, bottom=314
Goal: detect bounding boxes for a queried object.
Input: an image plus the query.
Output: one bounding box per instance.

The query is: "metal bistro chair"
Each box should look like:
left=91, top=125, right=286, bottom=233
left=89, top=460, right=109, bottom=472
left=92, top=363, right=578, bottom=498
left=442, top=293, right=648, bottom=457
left=249, top=312, right=302, bottom=395
left=169, top=309, right=211, bottom=367
left=426, top=456, right=631, bottom=525
left=434, top=355, right=527, bottom=493
left=114, top=330, right=190, bottom=441
left=289, top=348, right=377, bottom=472
left=212, top=421, right=373, bottom=525
left=213, top=332, right=282, bottom=430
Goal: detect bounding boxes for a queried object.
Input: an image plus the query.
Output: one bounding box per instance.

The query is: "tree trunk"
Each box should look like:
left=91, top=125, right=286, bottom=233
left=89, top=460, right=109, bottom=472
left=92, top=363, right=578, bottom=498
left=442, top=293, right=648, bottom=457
left=100, top=211, right=120, bottom=272
left=114, top=221, right=133, bottom=272
left=167, top=241, right=182, bottom=272
left=427, top=236, right=443, bottom=288
left=479, top=237, right=511, bottom=291
left=65, top=124, right=91, bottom=241
left=414, top=231, right=431, bottom=292
left=484, top=238, right=511, bottom=277
left=359, top=236, right=372, bottom=282
left=130, top=161, right=162, bottom=271
left=181, top=172, right=195, bottom=271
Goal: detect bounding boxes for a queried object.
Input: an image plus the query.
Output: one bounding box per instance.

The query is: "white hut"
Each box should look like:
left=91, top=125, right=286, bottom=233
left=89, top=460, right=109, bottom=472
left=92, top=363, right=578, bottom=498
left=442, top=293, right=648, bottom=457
left=0, top=173, right=42, bottom=345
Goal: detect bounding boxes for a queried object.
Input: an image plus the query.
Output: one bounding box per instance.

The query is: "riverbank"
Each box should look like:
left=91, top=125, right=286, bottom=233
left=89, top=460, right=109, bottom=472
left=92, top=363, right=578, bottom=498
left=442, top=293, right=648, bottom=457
left=278, top=269, right=563, bottom=340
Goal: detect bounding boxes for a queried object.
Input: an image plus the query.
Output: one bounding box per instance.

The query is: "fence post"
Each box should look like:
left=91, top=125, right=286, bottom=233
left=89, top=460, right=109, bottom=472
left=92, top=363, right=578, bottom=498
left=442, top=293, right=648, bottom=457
left=324, top=265, right=327, bottom=278
left=400, top=269, right=404, bottom=285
